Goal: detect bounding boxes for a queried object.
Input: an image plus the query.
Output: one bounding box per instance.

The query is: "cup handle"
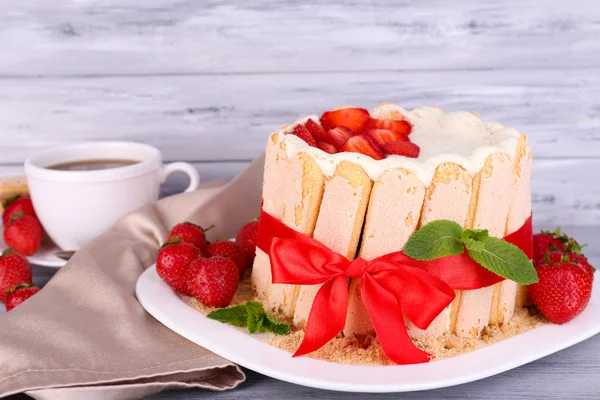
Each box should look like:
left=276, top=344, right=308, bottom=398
left=161, top=162, right=201, bottom=193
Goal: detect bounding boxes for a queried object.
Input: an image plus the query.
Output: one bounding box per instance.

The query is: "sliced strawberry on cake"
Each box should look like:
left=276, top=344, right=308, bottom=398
left=368, top=118, right=412, bottom=135
left=317, top=141, right=338, bottom=154
left=289, top=124, right=317, bottom=147
left=320, top=108, right=370, bottom=133
left=304, top=119, right=329, bottom=143
left=364, top=128, right=409, bottom=145
left=381, top=141, right=420, bottom=158
left=341, top=134, right=385, bottom=160
left=326, top=126, right=355, bottom=149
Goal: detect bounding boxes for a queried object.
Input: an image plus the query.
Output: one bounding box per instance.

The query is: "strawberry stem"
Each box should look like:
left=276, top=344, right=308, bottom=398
left=1, top=248, right=13, bottom=256
left=8, top=211, right=26, bottom=224
left=203, top=225, right=215, bottom=233
left=543, top=250, right=551, bottom=265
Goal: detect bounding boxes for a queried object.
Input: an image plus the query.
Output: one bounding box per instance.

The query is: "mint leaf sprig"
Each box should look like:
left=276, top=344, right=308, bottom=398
left=404, top=220, right=538, bottom=285
left=207, top=301, right=291, bottom=335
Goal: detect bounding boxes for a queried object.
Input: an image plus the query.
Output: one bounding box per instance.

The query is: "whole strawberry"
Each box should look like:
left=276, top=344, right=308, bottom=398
left=0, top=250, right=32, bottom=302
left=3, top=213, right=44, bottom=256
left=156, top=241, right=203, bottom=295
left=5, top=283, right=40, bottom=311
left=205, top=241, right=248, bottom=277
left=529, top=255, right=593, bottom=324
left=533, top=232, right=565, bottom=260
left=2, top=196, right=37, bottom=226
left=186, top=257, right=239, bottom=308
left=236, top=220, right=259, bottom=264
left=168, top=222, right=212, bottom=250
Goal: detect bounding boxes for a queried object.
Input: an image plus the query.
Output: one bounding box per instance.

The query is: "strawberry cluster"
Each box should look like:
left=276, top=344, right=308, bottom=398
left=0, top=196, right=43, bottom=311
left=156, top=220, right=259, bottom=308
left=287, top=107, right=420, bottom=160
left=2, top=196, right=44, bottom=256
left=528, top=229, right=595, bottom=324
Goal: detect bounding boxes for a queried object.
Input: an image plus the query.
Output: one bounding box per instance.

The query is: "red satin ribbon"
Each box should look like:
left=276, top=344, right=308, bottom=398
left=257, top=210, right=533, bottom=365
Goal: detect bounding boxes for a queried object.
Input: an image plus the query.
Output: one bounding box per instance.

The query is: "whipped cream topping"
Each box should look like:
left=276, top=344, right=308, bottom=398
left=275, top=104, right=522, bottom=186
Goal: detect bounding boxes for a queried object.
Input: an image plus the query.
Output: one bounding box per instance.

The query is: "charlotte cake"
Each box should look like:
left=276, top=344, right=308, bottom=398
left=252, top=103, right=531, bottom=345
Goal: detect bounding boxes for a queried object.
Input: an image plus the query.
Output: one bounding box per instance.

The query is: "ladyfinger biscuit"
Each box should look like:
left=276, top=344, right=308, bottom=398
left=407, top=163, right=473, bottom=337
left=293, top=162, right=373, bottom=329
left=343, top=168, right=425, bottom=337
left=454, top=152, right=515, bottom=337
left=251, top=133, right=290, bottom=301
left=491, top=135, right=532, bottom=321
left=266, top=152, right=325, bottom=318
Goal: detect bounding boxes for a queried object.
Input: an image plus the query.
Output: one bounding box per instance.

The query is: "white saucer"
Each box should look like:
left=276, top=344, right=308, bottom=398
left=136, top=264, right=600, bottom=393
left=0, top=222, right=66, bottom=268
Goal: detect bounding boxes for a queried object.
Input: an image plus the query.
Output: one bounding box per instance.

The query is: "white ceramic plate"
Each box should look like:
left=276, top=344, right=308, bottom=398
left=137, top=264, right=600, bottom=393
left=0, top=222, right=66, bottom=268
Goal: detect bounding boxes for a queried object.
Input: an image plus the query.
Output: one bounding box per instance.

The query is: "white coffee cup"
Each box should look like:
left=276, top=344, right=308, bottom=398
left=24, top=141, right=200, bottom=251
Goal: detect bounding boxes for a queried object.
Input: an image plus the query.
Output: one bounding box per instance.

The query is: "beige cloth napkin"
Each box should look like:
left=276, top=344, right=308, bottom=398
left=0, top=155, right=266, bottom=399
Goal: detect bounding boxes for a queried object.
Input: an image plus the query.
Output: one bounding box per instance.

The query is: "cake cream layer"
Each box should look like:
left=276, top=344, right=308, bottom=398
left=277, top=104, right=521, bottom=186
left=252, top=103, right=531, bottom=342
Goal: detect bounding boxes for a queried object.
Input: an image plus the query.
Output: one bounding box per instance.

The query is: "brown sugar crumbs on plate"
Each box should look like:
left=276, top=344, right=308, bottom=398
left=184, top=274, right=547, bottom=365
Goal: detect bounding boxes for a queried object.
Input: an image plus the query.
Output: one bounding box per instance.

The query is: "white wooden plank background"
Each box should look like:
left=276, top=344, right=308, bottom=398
left=1, top=1, right=600, bottom=399
left=2, top=0, right=600, bottom=75
left=1, top=2, right=600, bottom=397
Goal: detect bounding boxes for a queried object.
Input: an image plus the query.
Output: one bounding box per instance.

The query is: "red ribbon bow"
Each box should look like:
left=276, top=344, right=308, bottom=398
left=257, top=210, right=532, bottom=365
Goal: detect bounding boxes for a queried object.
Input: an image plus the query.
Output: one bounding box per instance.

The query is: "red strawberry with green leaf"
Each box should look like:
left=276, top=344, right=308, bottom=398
left=168, top=222, right=212, bottom=251
left=533, top=231, right=565, bottom=261
left=529, top=253, right=593, bottom=324
left=236, top=220, right=259, bottom=264
left=5, top=283, right=40, bottom=311
left=4, top=213, right=43, bottom=256
left=545, top=251, right=595, bottom=276
left=2, top=195, right=37, bottom=226
left=157, top=240, right=203, bottom=295
left=0, top=249, right=32, bottom=302
left=205, top=241, right=248, bottom=277
left=186, top=256, right=239, bottom=308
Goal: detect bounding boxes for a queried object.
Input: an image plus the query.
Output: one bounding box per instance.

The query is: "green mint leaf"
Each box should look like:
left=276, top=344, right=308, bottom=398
left=404, top=220, right=465, bottom=260
left=464, top=238, right=486, bottom=252
left=462, top=228, right=489, bottom=242
left=263, top=312, right=291, bottom=335
left=245, top=301, right=265, bottom=334
left=206, top=301, right=291, bottom=335
left=466, top=237, right=538, bottom=285
left=207, top=304, right=248, bottom=326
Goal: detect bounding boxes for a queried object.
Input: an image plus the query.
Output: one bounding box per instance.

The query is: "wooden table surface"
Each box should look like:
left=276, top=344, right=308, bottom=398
left=2, top=0, right=599, bottom=398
